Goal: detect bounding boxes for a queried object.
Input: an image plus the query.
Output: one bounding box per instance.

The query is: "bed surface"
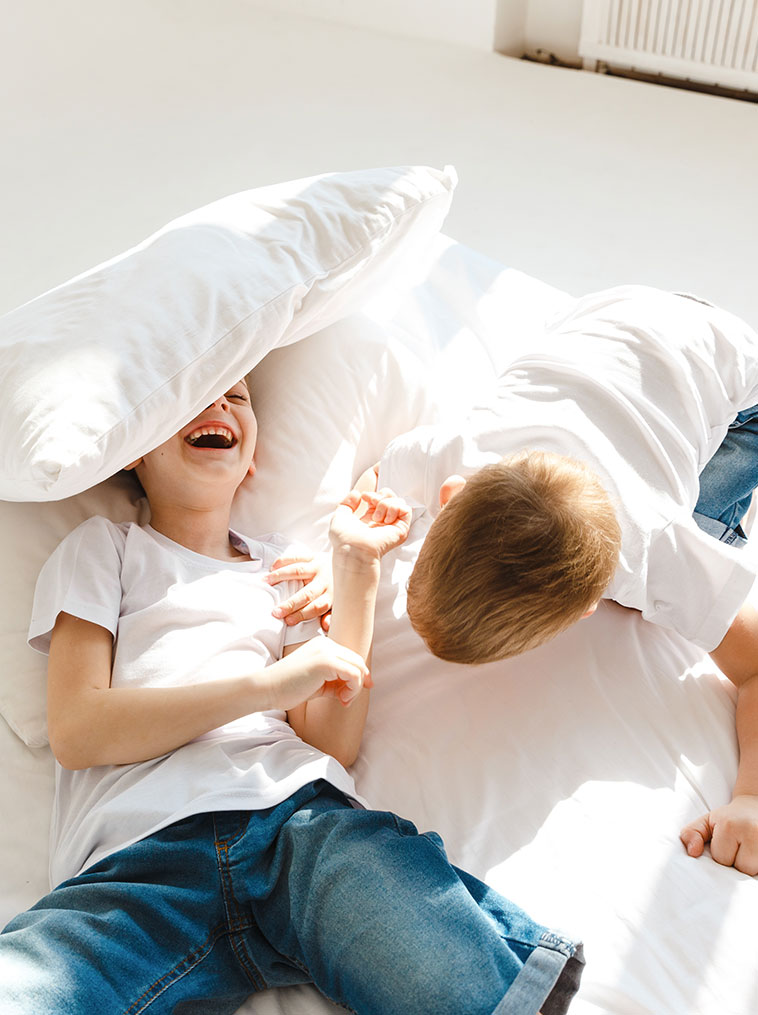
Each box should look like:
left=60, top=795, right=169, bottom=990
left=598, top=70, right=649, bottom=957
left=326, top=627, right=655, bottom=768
left=2, top=237, right=756, bottom=1015
left=3, top=3, right=757, bottom=1011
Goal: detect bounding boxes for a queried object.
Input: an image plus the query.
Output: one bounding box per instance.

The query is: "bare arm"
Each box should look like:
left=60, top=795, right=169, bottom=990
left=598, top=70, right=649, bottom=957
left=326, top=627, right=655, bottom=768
left=286, top=554, right=379, bottom=767
left=47, top=611, right=368, bottom=770
left=264, top=463, right=381, bottom=629
left=680, top=602, right=758, bottom=874
left=708, top=604, right=758, bottom=799
left=287, top=488, right=410, bottom=767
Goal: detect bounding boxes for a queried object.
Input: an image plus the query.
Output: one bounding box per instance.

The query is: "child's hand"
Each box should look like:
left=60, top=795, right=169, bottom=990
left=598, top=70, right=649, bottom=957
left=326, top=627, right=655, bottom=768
left=329, top=488, right=412, bottom=562
left=680, top=794, right=758, bottom=875
left=267, top=552, right=333, bottom=630
left=268, top=637, right=372, bottom=711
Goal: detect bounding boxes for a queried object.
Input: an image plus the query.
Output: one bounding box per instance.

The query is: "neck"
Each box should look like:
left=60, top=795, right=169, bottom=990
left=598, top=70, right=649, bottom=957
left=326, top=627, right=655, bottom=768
left=147, top=501, right=243, bottom=560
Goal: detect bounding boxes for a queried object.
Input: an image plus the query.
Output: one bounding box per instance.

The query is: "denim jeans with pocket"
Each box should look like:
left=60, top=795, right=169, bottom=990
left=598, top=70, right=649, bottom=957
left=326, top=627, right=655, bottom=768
left=0, top=780, right=583, bottom=1015
left=695, top=405, right=758, bottom=546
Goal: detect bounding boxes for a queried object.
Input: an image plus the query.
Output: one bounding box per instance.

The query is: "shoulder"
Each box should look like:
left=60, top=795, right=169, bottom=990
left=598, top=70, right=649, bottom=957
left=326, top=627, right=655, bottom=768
left=73, top=514, right=133, bottom=539
left=378, top=424, right=439, bottom=502
left=59, top=515, right=133, bottom=556
left=644, top=515, right=757, bottom=648
left=41, top=517, right=141, bottom=583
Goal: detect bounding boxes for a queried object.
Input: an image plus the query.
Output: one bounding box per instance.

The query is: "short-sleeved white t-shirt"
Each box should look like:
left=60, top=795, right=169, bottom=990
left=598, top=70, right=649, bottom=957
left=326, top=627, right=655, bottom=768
left=29, top=517, right=364, bottom=887
left=380, top=286, right=758, bottom=651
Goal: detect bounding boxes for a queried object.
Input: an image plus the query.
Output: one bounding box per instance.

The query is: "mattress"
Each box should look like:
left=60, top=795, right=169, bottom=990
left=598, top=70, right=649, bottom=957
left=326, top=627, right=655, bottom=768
left=1, top=235, right=756, bottom=1015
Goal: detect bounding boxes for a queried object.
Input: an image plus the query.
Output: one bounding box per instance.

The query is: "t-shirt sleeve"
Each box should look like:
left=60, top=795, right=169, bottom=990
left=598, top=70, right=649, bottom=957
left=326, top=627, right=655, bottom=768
left=644, top=515, right=757, bottom=650
left=27, top=516, right=125, bottom=655
left=281, top=611, right=323, bottom=647
left=379, top=414, right=505, bottom=515
left=378, top=424, right=438, bottom=514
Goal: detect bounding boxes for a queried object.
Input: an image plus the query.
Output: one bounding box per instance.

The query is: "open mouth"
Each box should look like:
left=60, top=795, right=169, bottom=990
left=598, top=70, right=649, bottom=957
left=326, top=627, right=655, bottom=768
left=185, top=426, right=237, bottom=449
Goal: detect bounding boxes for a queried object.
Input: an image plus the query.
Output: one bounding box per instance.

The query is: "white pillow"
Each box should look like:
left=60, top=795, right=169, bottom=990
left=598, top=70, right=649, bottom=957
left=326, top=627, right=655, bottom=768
left=0, top=316, right=435, bottom=748
left=235, top=315, right=437, bottom=549
left=0, top=165, right=456, bottom=502
left=0, top=238, right=571, bottom=749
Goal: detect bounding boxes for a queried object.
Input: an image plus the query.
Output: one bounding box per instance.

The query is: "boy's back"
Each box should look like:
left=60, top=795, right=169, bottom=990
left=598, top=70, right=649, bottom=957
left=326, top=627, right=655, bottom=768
left=382, top=285, right=758, bottom=650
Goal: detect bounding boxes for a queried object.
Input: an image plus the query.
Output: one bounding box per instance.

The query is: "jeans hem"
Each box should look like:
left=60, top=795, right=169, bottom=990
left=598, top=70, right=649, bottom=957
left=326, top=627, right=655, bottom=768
left=492, top=938, right=585, bottom=1015
left=693, top=511, right=748, bottom=547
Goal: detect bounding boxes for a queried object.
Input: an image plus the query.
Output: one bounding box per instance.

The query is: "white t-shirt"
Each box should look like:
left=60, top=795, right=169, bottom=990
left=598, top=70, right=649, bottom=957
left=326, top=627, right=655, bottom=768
left=380, top=285, right=758, bottom=651
left=28, top=517, right=364, bottom=887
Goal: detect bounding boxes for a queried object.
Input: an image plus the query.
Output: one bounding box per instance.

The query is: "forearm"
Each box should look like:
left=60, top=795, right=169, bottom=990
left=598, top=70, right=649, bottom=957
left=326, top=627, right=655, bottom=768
left=680, top=604, right=758, bottom=872
left=709, top=603, right=758, bottom=797
left=734, top=675, right=758, bottom=797
left=328, top=548, right=381, bottom=658
left=50, top=674, right=272, bottom=770
left=288, top=549, right=380, bottom=765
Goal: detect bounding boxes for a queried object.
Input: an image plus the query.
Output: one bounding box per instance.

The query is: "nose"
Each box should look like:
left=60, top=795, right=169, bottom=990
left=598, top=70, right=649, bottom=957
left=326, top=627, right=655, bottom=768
left=206, top=393, right=230, bottom=411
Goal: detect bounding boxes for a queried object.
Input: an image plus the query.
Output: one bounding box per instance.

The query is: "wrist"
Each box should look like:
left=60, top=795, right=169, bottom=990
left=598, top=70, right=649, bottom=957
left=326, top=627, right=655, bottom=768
left=732, top=785, right=758, bottom=801
left=244, top=667, right=282, bottom=712
left=331, top=544, right=382, bottom=575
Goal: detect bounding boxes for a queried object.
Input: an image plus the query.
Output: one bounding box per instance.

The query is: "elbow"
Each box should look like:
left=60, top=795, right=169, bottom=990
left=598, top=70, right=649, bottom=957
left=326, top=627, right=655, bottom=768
left=49, top=741, right=87, bottom=771
left=330, top=742, right=360, bottom=769
left=48, top=724, right=100, bottom=771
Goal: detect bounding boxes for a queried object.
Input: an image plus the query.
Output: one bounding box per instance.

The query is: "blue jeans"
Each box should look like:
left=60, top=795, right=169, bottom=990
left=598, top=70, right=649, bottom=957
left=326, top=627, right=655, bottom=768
left=0, top=780, right=583, bottom=1015
left=695, top=405, right=758, bottom=546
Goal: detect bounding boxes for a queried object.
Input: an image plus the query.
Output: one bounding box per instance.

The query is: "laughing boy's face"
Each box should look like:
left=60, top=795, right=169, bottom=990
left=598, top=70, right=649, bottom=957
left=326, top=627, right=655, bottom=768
left=125, top=379, right=258, bottom=503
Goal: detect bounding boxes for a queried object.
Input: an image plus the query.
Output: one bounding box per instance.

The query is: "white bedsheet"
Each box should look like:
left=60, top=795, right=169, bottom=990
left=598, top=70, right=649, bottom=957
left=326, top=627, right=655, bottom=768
left=2, top=240, right=756, bottom=1015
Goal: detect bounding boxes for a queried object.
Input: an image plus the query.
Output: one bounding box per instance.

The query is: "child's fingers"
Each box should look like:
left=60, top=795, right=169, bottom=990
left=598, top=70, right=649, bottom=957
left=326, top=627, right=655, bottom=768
left=361, top=490, right=409, bottom=527
left=275, top=593, right=331, bottom=625
left=380, top=501, right=402, bottom=525
left=322, top=645, right=372, bottom=705
left=680, top=814, right=710, bottom=857
left=267, top=558, right=318, bottom=586
left=337, top=663, right=372, bottom=704
left=339, top=489, right=364, bottom=512
left=271, top=555, right=315, bottom=570
left=319, top=669, right=366, bottom=706
left=272, top=584, right=318, bottom=617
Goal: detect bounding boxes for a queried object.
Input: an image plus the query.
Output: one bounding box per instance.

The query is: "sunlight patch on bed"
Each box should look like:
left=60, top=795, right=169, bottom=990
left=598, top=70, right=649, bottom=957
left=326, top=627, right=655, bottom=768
left=484, top=781, right=753, bottom=1015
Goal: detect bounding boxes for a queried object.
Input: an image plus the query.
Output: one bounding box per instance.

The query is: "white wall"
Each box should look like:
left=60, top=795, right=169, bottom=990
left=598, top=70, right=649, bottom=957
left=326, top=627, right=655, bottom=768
left=4, top=0, right=758, bottom=327
left=244, top=0, right=584, bottom=60
left=244, top=0, right=499, bottom=51
left=523, top=0, right=583, bottom=63
left=494, top=0, right=528, bottom=57
left=246, top=0, right=584, bottom=59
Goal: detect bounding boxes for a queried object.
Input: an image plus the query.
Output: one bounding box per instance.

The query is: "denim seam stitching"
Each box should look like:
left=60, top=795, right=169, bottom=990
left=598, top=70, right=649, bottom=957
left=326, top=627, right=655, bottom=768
left=215, top=834, right=265, bottom=991
left=213, top=811, right=249, bottom=849
left=122, top=923, right=227, bottom=1015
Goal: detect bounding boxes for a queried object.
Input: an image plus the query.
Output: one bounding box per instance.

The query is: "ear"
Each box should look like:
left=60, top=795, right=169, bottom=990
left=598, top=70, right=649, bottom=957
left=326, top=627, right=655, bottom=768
left=581, top=602, right=599, bottom=619
left=247, top=457, right=256, bottom=479
left=439, top=474, right=467, bottom=508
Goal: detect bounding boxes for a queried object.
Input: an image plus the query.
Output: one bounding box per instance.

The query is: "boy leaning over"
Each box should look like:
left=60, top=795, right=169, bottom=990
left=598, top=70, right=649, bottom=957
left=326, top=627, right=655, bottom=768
left=369, top=286, right=758, bottom=877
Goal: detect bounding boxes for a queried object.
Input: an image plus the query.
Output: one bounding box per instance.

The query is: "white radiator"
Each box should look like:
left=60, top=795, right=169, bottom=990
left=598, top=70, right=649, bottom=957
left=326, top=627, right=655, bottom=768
left=579, top=0, right=758, bottom=93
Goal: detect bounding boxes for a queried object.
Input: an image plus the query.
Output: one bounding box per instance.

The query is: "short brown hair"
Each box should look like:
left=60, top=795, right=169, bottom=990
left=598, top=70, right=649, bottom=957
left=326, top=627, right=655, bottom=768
left=406, top=450, right=621, bottom=663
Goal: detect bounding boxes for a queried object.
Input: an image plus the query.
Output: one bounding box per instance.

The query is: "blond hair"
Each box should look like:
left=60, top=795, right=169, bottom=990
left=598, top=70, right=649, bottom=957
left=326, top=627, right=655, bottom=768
left=406, top=450, right=621, bottom=663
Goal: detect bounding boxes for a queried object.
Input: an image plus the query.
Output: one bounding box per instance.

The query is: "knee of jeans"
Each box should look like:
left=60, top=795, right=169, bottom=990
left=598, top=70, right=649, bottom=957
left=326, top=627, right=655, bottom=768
left=0, top=939, right=77, bottom=1013
left=347, top=945, right=510, bottom=1015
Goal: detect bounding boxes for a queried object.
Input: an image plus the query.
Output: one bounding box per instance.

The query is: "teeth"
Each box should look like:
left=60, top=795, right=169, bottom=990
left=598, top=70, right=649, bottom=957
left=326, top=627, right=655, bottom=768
left=186, top=427, right=234, bottom=445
